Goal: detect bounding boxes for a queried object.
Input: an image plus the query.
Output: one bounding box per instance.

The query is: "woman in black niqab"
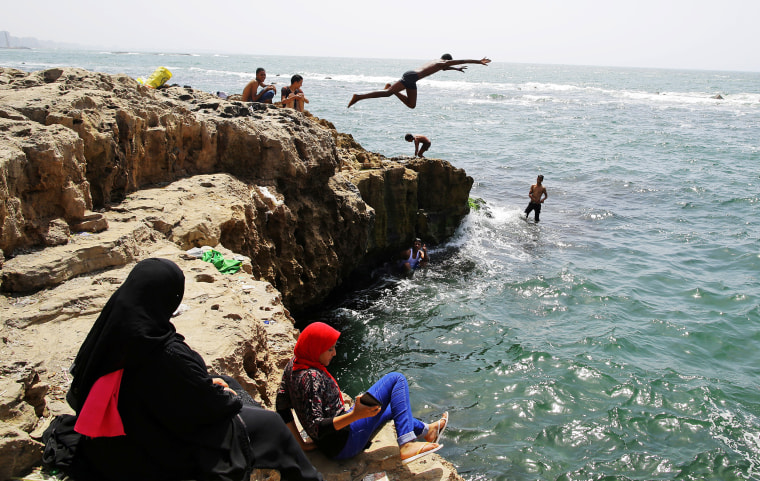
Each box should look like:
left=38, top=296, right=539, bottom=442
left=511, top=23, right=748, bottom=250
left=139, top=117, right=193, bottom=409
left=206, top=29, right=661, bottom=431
left=61, top=258, right=322, bottom=481
left=68, top=258, right=184, bottom=412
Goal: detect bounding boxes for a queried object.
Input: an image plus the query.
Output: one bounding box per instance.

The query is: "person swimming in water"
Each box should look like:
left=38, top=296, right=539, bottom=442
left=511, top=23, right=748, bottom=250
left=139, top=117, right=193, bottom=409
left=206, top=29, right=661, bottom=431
left=399, top=238, right=428, bottom=273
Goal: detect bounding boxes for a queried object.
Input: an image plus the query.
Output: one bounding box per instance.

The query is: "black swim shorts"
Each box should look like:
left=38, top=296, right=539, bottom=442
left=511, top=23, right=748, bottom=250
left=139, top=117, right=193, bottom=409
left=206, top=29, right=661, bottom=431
left=400, top=70, right=419, bottom=90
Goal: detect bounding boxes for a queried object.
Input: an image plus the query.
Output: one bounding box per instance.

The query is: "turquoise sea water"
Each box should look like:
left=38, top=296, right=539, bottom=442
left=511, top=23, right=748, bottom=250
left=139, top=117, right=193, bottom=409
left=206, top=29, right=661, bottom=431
left=3, top=50, right=759, bottom=480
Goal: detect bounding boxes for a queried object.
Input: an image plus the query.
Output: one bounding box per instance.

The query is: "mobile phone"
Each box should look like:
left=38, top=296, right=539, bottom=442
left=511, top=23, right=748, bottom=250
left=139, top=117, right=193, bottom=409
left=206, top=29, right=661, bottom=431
left=359, top=392, right=381, bottom=407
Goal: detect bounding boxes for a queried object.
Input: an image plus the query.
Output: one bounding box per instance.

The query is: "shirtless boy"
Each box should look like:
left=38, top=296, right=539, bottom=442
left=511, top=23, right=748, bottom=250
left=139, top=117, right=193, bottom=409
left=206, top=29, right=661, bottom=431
left=347, top=54, right=491, bottom=109
left=242, top=68, right=276, bottom=103
left=405, top=134, right=431, bottom=158
left=524, top=175, right=548, bottom=222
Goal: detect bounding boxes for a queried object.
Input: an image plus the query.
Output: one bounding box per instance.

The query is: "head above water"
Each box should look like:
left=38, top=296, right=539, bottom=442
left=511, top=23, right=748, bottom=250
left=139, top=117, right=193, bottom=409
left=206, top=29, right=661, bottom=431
left=537, top=175, right=544, bottom=182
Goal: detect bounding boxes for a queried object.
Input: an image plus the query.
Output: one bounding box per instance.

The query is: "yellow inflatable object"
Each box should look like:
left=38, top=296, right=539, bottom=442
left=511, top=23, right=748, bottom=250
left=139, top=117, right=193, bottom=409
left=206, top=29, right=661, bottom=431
left=137, top=67, right=172, bottom=88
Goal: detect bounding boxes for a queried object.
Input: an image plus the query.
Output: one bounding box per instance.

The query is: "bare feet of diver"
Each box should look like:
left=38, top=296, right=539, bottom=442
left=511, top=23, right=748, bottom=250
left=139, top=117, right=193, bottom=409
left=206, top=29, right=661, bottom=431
left=347, top=94, right=359, bottom=108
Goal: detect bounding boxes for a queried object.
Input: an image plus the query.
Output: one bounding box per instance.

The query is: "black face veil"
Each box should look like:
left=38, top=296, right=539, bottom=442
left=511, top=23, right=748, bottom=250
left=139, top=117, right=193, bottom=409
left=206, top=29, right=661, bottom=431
left=67, top=258, right=185, bottom=412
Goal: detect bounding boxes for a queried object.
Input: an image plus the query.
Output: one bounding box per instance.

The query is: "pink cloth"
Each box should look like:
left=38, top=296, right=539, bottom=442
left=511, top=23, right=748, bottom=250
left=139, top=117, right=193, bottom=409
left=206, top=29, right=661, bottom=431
left=74, top=369, right=126, bottom=437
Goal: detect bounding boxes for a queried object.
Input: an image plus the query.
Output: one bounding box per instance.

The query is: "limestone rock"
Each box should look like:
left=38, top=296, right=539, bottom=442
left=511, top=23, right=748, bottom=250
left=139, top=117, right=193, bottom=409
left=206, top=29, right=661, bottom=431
left=307, top=422, right=461, bottom=481
left=70, top=212, right=108, bottom=233
left=0, top=426, right=43, bottom=481
left=0, top=67, right=470, bottom=480
left=0, top=67, right=471, bottom=314
left=0, top=364, right=49, bottom=480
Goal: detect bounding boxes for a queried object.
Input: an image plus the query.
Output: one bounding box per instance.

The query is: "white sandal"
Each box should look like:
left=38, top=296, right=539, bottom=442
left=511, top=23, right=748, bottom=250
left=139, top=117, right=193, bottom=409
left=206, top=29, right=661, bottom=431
left=401, top=442, right=443, bottom=465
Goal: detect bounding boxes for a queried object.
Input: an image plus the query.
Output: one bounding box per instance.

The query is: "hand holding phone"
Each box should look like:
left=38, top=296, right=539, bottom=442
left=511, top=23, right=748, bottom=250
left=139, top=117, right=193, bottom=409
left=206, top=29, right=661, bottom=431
left=359, top=392, right=381, bottom=407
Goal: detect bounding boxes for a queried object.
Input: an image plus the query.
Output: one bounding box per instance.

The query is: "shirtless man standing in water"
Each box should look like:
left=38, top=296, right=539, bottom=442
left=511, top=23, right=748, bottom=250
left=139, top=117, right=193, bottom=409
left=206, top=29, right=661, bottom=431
left=524, top=175, right=548, bottom=222
left=347, top=54, right=491, bottom=109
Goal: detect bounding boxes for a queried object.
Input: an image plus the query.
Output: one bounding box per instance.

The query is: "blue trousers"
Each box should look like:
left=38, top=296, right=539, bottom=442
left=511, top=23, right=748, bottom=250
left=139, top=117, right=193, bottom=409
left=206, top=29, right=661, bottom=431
left=334, top=372, right=427, bottom=460
left=256, top=90, right=275, bottom=102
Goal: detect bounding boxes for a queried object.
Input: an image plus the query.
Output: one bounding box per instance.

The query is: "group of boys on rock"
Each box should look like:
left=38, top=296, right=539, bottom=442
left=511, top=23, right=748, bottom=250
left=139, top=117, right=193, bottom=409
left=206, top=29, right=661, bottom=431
left=243, top=67, right=309, bottom=112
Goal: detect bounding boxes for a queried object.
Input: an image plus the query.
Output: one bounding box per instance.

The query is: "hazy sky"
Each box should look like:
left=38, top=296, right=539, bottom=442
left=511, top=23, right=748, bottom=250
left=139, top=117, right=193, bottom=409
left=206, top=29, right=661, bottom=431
left=4, top=0, right=759, bottom=72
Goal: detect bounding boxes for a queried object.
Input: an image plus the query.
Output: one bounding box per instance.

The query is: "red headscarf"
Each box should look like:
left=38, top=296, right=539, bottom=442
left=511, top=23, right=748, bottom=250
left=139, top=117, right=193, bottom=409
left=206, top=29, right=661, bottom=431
left=293, top=322, right=343, bottom=402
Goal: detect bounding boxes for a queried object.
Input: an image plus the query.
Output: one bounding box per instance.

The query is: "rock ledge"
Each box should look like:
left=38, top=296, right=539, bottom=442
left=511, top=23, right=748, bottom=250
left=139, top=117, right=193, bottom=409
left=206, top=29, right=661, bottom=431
left=0, top=67, right=471, bottom=481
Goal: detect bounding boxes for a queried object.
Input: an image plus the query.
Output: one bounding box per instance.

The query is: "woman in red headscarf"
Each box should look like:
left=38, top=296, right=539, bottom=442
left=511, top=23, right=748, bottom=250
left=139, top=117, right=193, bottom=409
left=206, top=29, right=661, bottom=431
left=276, top=322, right=448, bottom=465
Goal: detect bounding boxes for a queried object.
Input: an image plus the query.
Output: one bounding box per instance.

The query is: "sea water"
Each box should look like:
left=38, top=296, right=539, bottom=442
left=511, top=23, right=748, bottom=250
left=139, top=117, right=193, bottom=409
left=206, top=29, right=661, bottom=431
left=2, top=50, right=759, bottom=480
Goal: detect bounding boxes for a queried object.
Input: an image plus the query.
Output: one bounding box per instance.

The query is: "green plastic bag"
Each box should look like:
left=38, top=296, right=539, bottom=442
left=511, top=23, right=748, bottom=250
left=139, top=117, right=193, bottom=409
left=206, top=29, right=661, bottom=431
left=137, top=66, right=172, bottom=88
left=201, top=249, right=242, bottom=274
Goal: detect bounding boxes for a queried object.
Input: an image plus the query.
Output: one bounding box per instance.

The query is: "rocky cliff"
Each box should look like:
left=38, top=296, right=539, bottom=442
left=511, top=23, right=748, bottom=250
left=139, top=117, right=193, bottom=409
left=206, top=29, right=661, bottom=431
left=0, top=67, right=472, bottom=480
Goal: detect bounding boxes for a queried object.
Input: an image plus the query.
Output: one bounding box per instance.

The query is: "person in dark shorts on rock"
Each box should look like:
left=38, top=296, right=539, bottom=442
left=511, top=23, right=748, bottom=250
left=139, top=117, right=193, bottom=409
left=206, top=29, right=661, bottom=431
left=347, top=54, right=491, bottom=109
left=524, top=174, right=548, bottom=222
left=405, top=134, right=431, bottom=157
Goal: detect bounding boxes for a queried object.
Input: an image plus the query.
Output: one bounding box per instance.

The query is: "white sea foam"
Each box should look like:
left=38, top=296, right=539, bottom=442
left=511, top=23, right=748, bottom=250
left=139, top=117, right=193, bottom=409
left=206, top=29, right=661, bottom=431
left=442, top=79, right=760, bottom=110
left=187, top=67, right=251, bottom=79
left=256, top=186, right=282, bottom=206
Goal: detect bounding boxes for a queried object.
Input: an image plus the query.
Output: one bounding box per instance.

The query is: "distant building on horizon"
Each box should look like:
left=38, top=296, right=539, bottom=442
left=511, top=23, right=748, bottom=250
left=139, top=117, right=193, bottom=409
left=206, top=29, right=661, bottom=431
left=0, top=30, right=86, bottom=50
left=1, top=31, right=37, bottom=49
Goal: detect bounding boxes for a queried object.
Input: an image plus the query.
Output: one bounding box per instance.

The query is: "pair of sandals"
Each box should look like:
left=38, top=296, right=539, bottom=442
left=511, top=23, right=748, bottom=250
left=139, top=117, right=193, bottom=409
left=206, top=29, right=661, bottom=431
left=401, top=412, right=449, bottom=465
